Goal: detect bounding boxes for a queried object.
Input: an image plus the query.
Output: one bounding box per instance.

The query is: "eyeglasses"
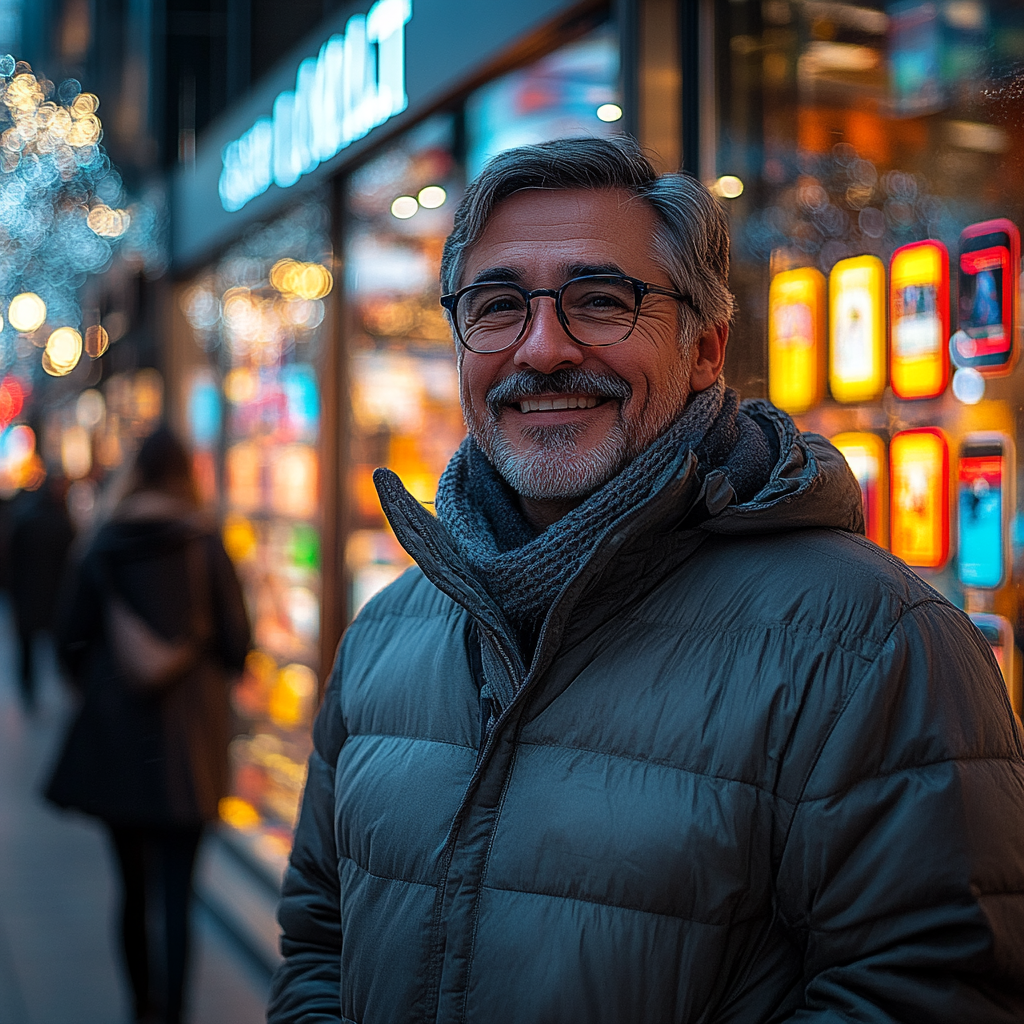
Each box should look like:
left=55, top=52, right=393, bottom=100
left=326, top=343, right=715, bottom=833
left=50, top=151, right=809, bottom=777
left=439, top=273, right=697, bottom=354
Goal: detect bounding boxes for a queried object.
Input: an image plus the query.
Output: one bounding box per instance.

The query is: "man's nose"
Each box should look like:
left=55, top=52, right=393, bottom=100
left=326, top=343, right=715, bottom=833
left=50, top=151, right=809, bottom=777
left=512, top=295, right=585, bottom=374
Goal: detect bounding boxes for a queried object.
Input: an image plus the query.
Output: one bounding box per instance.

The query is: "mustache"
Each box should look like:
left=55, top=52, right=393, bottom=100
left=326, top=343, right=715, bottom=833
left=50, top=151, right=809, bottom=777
left=485, top=369, right=632, bottom=416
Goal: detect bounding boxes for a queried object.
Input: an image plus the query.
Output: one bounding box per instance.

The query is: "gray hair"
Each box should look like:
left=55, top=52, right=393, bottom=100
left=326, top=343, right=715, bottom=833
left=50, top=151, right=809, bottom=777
left=440, top=136, right=735, bottom=336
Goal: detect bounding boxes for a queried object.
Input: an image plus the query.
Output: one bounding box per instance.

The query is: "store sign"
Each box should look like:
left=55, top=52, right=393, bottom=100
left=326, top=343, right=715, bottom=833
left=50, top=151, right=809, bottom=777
left=219, top=0, right=412, bottom=212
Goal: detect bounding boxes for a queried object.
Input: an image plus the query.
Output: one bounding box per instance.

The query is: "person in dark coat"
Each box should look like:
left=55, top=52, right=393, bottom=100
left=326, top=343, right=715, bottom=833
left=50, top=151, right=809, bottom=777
left=8, top=474, right=75, bottom=709
left=268, top=137, right=1024, bottom=1023
left=47, top=426, right=251, bottom=1024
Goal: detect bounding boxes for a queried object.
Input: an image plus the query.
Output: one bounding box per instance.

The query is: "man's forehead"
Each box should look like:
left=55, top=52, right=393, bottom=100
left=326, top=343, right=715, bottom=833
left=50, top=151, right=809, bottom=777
left=467, top=261, right=629, bottom=286
left=459, top=188, right=662, bottom=286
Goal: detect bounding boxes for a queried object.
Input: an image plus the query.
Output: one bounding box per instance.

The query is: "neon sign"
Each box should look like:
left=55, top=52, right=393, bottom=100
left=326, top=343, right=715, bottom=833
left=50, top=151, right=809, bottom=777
left=219, top=0, right=412, bottom=213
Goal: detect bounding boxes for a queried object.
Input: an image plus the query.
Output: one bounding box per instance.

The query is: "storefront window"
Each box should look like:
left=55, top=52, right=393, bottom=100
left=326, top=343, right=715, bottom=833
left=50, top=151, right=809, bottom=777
left=345, top=115, right=464, bottom=615
left=177, top=197, right=332, bottom=877
left=466, top=22, right=622, bottom=178
left=715, top=0, right=1024, bottom=704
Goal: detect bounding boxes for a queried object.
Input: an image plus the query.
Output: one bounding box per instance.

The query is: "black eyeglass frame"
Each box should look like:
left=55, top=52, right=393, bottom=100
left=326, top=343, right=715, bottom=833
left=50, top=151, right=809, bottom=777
left=439, top=273, right=699, bottom=354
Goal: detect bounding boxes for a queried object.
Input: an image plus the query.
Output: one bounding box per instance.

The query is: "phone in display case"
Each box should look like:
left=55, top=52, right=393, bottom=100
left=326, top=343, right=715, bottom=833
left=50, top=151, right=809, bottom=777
left=957, top=433, right=1013, bottom=590
left=890, top=426, right=949, bottom=569
left=829, top=255, right=886, bottom=404
left=831, top=432, right=887, bottom=547
left=768, top=267, right=826, bottom=414
left=889, top=239, right=949, bottom=400
left=953, top=219, right=1020, bottom=376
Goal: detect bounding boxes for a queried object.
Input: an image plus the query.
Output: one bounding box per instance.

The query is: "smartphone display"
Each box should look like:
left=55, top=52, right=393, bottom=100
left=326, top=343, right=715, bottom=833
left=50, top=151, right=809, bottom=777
left=832, top=432, right=887, bottom=547
left=829, top=255, right=886, bottom=403
left=890, top=239, right=949, bottom=400
left=890, top=427, right=949, bottom=568
left=954, top=219, right=1020, bottom=375
left=958, top=435, right=1010, bottom=589
left=768, top=267, right=826, bottom=414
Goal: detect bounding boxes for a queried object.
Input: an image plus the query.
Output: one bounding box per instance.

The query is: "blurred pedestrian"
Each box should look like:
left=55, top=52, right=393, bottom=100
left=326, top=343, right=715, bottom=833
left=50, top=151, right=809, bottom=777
left=46, top=426, right=251, bottom=1024
left=8, top=473, right=74, bottom=710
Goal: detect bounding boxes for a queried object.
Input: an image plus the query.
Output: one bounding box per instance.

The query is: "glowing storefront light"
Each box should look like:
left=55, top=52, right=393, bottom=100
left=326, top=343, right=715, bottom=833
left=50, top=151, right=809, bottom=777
left=218, top=0, right=413, bottom=213
left=768, top=267, right=826, bottom=414
left=890, top=427, right=949, bottom=568
left=829, top=255, right=886, bottom=403
left=889, top=240, right=949, bottom=400
left=831, top=431, right=887, bottom=547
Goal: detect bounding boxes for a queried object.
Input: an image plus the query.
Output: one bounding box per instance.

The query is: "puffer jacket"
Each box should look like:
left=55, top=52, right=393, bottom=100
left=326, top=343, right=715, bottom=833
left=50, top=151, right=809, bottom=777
left=269, top=406, right=1024, bottom=1024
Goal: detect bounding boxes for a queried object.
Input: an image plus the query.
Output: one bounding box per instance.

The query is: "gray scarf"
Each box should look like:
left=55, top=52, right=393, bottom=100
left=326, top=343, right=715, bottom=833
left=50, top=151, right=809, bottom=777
left=434, top=378, right=775, bottom=650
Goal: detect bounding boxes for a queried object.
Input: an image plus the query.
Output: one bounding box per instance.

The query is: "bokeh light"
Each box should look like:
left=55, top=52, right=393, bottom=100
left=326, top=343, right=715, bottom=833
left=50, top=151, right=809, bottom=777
left=61, top=423, right=91, bottom=479
left=416, top=185, right=446, bottom=209
left=596, top=102, right=622, bottom=122
left=0, top=59, right=166, bottom=387
left=713, top=175, right=745, bottom=199
left=8, top=291, right=46, bottom=332
left=0, top=375, right=24, bottom=428
left=269, top=258, right=333, bottom=300
left=390, top=195, right=418, bottom=219
left=42, top=325, right=82, bottom=375
left=84, top=323, right=108, bottom=357
left=75, top=387, right=104, bottom=428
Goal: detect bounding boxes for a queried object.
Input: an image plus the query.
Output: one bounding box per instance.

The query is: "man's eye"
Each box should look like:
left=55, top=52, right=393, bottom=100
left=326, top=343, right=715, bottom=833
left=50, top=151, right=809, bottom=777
left=480, top=296, right=521, bottom=315
left=574, top=290, right=630, bottom=311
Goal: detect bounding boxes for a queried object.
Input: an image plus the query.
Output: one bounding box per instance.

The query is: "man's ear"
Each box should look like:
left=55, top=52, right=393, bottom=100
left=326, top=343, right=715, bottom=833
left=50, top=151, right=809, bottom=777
left=688, top=322, right=729, bottom=392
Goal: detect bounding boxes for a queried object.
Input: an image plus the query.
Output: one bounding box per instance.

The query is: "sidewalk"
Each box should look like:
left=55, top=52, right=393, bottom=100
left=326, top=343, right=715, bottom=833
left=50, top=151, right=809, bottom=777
left=0, top=602, right=270, bottom=1024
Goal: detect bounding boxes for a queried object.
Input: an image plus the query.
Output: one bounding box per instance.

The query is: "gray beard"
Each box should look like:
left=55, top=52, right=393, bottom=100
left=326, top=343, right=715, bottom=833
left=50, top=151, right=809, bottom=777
left=484, top=419, right=637, bottom=501
left=465, top=369, right=691, bottom=502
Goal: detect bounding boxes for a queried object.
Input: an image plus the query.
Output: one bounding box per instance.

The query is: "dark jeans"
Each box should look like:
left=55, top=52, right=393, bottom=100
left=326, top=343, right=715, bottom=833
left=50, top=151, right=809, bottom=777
left=106, top=824, right=203, bottom=1024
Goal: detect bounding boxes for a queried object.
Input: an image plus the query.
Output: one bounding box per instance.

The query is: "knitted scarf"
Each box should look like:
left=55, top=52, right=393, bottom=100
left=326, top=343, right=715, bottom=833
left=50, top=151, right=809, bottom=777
left=434, top=378, right=775, bottom=650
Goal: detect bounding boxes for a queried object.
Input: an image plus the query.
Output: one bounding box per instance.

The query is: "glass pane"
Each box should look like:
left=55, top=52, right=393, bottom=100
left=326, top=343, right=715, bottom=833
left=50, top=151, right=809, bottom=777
left=175, top=195, right=332, bottom=879
left=716, top=0, right=1024, bottom=615
left=345, top=115, right=465, bottom=616
left=465, top=22, right=622, bottom=180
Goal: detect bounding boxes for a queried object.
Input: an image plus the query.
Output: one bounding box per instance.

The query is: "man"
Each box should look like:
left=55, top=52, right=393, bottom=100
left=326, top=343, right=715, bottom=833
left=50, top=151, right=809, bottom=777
left=269, top=137, right=1024, bottom=1023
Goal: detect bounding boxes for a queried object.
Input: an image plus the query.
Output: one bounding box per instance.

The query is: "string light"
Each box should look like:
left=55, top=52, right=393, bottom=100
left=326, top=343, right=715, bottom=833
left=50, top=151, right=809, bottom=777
left=0, top=57, right=163, bottom=383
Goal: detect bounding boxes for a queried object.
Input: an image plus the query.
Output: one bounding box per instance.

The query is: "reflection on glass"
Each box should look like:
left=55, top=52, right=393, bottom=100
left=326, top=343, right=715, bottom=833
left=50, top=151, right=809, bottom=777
left=177, top=198, right=330, bottom=877
left=829, top=255, right=886, bottom=404
left=832, top=431, right=887, bottom=547
left=889, top=239, right=949, bottom=400
left=890, top=427, right=948, bottom=569
left=465, top=23, right=621, bottom=179
left=768, top=267, right=826, bottom=414
left=345, top=116, right=464, bottom=616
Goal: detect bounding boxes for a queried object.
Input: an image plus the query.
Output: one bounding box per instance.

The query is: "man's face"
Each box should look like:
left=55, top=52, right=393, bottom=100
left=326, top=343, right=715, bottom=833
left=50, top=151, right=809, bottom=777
left=457, top=188, right=699, bottom=504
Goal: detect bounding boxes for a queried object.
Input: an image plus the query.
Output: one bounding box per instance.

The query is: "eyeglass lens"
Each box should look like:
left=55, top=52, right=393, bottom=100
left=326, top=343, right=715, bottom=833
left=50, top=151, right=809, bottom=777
left=456, top=276, right=638, bottom=352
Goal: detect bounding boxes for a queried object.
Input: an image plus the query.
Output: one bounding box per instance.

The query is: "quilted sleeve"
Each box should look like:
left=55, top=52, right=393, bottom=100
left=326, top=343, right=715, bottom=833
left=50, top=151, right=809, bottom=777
left=267, top=654, right=348, bottom=1023
left=774, top=598, right=1024, bottom=1022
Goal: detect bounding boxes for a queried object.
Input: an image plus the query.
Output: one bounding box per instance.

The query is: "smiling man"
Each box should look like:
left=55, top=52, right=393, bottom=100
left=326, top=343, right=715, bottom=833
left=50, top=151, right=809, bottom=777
left=269, top=137, right=1024, bottom=1024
